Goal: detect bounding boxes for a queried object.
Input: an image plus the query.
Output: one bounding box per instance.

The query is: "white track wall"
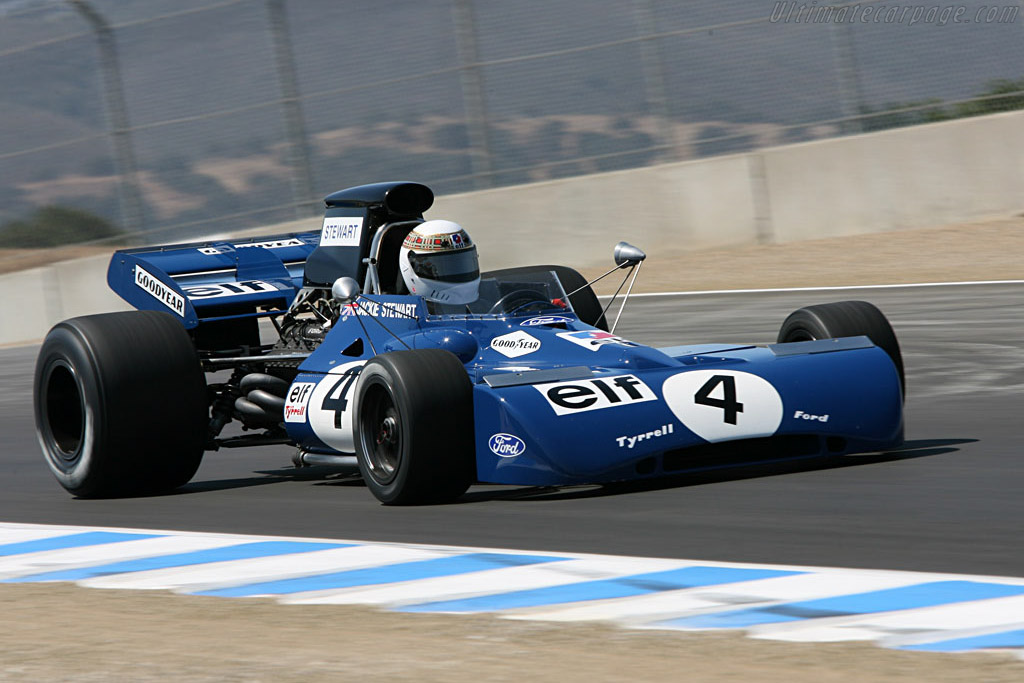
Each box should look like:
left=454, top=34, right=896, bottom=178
left=2, top=110, right=1022, bottom=346
left=0, top=255, right=130, bottom=348
left=435, top=109, right=1024, bottom=265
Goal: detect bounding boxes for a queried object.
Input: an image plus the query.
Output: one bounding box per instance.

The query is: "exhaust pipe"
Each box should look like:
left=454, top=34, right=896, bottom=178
left=247, top=389, right=285, bottom=413
left=240, top=373, right=290, bottom=394
left=292, top=450, right=359, bottom=468
left=236, top=373, right=289, bottom=426
left=235, top=396, right=278, bottom=425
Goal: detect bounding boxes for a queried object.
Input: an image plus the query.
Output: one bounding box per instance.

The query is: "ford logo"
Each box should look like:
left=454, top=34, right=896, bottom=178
left=521, top=315, right=573, bottom=327
left=488, top=433, right=526, bottom=457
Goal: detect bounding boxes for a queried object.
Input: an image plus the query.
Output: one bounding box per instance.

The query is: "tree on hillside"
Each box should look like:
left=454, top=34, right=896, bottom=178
left=952, top=78, right=1024, bottom=117
left=859, top=77, right=1024, bottom=132
left=0, top=206, right=122, bottom=248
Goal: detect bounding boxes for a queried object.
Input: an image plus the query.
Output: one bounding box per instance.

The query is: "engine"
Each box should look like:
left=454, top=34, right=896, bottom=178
left=210, top=288, right=340, bottom=436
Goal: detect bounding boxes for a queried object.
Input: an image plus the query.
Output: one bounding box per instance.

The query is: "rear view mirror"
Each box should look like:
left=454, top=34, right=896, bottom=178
left=331, top=276, right=361, bottom=302
left=614, top=242, right=646, bottom=267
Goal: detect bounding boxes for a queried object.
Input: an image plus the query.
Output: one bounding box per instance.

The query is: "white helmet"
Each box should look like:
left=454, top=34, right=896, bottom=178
left=399, top=219, right=480, bottom=304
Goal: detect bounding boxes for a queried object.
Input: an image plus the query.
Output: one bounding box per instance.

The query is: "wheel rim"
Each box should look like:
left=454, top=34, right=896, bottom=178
left=42, top=360, right=85, bottom=463
left=359, top=382, right=401, bottom=485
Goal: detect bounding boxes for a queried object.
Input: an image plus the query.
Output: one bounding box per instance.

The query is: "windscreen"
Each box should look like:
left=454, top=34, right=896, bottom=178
left=428, top=269, right=574, bottom=318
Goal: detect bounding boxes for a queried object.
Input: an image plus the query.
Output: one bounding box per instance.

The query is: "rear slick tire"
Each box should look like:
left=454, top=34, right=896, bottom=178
left=34, top=311, right=208, bottom=497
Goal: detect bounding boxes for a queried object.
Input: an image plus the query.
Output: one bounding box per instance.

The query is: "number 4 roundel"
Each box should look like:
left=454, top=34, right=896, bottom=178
left=308, top=360, right=366, bottom=453
left=662, top=369, right=783, bottom=443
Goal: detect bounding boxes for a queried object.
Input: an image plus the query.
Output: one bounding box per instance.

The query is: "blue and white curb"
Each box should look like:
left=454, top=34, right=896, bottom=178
left=3, top=522, right=1023, bottom=658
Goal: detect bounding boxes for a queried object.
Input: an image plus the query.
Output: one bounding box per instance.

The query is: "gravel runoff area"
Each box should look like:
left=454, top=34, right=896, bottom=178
left=2, top=584, right=1023, bottom=682
left=3, top=215, right=1023, bottom=681
left=2, top=214, right=1023, bottom=289
left=581, top=214, right=1024, bottom=295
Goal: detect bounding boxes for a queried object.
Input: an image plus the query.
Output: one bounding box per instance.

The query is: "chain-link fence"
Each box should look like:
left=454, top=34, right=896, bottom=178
left=1, top=0, right=1022, bottom=250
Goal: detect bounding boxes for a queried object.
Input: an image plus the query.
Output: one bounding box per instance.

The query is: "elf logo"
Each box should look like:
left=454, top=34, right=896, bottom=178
left=284, top=382, right=316, bottom=423
left=534, top=374, right=656, bottom=416
left=184, top=280, right=278, bottom=299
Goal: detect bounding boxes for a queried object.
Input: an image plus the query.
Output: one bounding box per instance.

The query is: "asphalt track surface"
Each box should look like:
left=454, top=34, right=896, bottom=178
left=2, top=283, right=1022, bottom=578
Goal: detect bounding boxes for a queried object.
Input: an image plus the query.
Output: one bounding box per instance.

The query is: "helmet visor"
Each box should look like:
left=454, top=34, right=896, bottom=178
left=407, top=247, right=479, bottom=284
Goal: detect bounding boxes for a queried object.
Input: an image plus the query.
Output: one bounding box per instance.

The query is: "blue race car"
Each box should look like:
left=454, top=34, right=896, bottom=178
left=33, top=182, right=904, bottom=504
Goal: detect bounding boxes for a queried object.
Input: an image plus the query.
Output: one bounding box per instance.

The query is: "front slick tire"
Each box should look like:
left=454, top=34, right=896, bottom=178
left=34, top=311, right=208, bottom=498
left=777, top=300, right=905, bottom=399
left=354, top=349, right=475, bottom=505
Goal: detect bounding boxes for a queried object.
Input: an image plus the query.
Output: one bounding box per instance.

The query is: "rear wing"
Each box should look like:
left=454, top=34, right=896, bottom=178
left=108, top=182, right=435, bottom=335
left=107, top=232, right=319, bottom=329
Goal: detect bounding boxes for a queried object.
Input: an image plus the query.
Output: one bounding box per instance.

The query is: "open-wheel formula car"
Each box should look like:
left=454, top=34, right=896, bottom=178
left=34, top=182, right=905, bottom=504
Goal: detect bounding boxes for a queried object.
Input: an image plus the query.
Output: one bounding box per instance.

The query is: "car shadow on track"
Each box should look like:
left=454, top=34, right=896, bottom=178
left=170, top=438, right=972, bottom=503
left=175, top=465, right=362, bottom=496
left=456, top=438, right=976, bottom=504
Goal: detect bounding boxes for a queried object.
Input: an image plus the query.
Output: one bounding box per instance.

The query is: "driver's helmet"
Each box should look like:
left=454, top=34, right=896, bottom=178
left=398, top=219, right=480, bottom=304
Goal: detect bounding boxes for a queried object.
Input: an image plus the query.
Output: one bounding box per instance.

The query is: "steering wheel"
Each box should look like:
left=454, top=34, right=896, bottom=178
left=487, top=289, right=555, bottom=316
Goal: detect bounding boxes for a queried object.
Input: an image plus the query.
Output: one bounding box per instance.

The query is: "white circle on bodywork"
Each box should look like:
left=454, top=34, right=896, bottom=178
left=308, top=360, right=366, bottom=453
left=662, top=369, right=783, bottom=443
